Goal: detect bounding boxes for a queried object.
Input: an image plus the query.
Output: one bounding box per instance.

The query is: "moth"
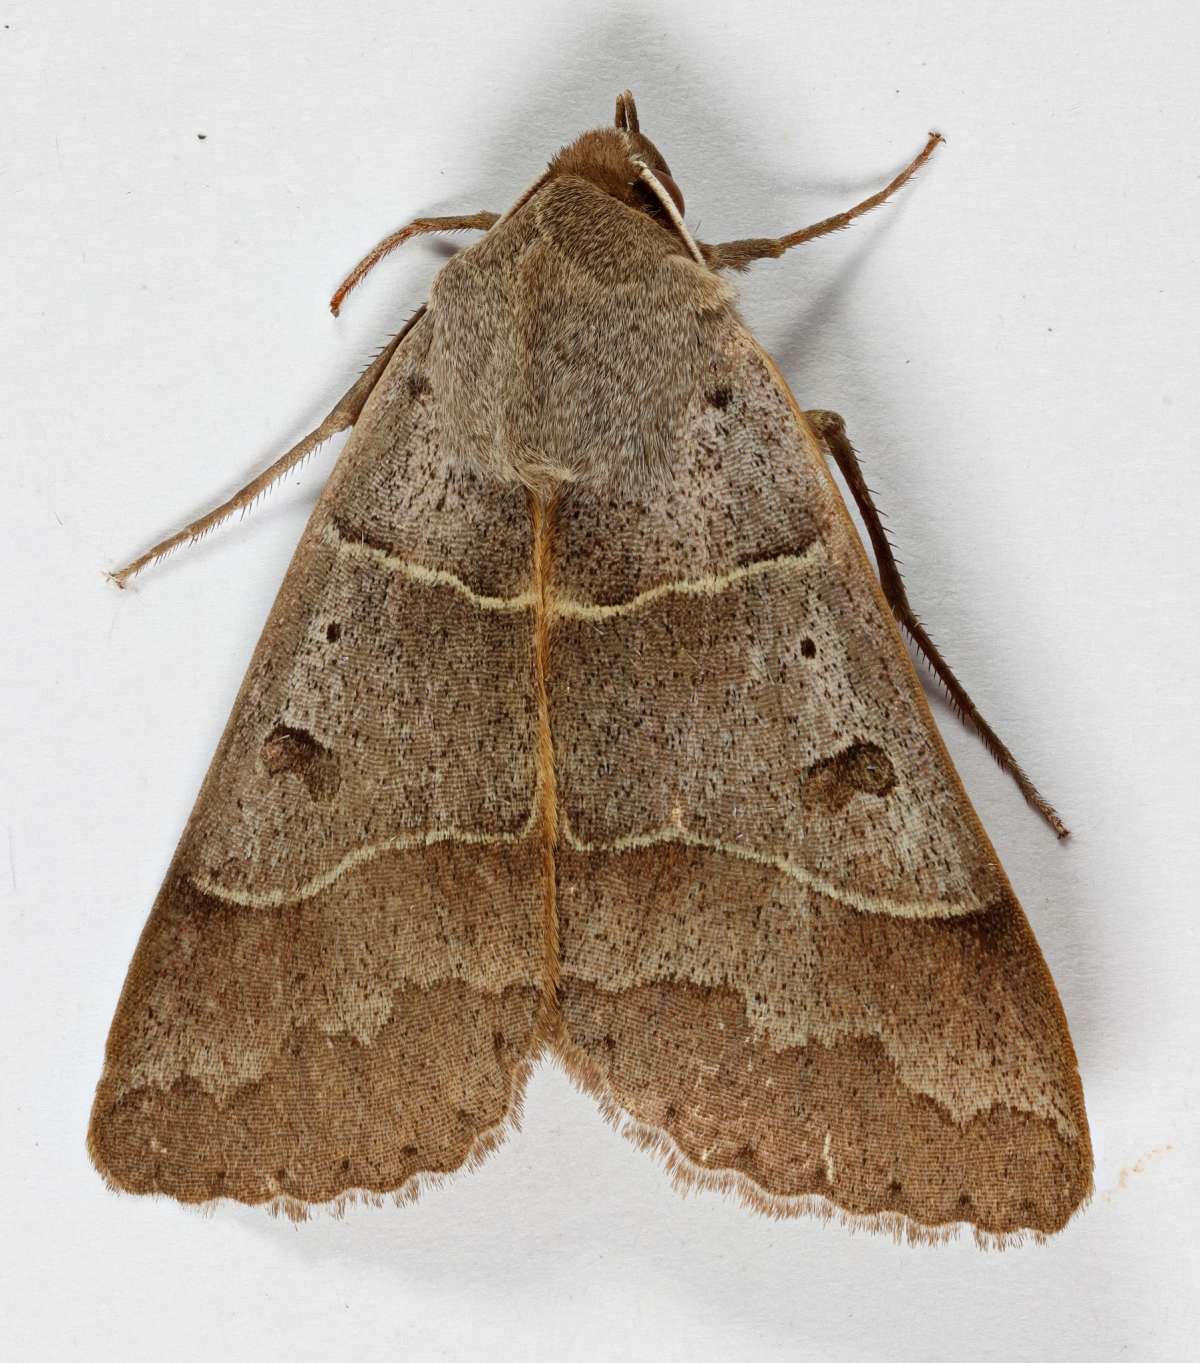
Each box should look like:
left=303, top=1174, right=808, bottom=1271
left=90, top=91, right=1092, bottom=1244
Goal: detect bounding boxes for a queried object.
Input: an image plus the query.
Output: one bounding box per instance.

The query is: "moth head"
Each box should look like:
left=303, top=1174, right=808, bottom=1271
left=543, top=90, right=687, bottom=226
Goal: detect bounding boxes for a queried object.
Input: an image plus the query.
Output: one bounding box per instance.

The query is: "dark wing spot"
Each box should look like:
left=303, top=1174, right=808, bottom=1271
left=838, top=741, right=898, bottom=797
left=326, top=621, right=341, bottom=643
left=706, top=385, right=733, bottom=409
left=407, top=372, right=432, bottom=400
left=261, top=724, right=322, bottom=775
left=260, top=724, right=341, bottom=803
left=800, top=637, right=816, bottom=658
left=802, top=741, right=897, bottom=811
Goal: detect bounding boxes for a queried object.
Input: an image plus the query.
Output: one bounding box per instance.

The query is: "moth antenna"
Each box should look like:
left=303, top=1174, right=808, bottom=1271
left=633, top=160, right=705, bottom=265
left=616, top=89, right=640, bottom=132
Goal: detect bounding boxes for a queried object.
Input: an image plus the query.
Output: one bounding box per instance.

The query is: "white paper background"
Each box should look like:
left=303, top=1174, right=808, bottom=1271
left=3, top=2, right=1198, bottom=1359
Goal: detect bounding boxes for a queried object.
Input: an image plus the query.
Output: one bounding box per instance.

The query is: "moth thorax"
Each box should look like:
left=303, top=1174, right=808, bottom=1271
left=425, top=138, right=733, bottom=496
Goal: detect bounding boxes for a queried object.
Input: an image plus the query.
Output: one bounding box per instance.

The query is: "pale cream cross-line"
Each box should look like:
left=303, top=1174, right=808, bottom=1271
left=556, top=818, right=973, bottom=921
left=322, top=521, right=827, bottom=620
left=191, top=805, right=970, bottom=920
left=193, top=520, right=970, bottom=920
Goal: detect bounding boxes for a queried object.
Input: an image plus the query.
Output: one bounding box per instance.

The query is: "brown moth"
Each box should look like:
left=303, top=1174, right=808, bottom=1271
left=89, top=91, right=1092, bottom=1245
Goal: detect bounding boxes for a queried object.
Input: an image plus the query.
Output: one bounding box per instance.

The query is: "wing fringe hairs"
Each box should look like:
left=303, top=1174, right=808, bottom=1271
left=92, top=1054, right=1071, bottom=1248
left=557, top=1049, right=1069, bottom=1250
left=90, top=93, right=1091, bottom=1245
left=91, top=1059, right=536, bottom=1226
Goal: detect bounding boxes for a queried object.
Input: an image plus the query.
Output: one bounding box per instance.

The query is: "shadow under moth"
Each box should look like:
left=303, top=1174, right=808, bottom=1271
left=89, top=91, right=1092, bottom=1245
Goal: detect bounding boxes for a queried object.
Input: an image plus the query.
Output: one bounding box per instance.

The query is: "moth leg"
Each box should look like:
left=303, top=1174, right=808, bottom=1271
left=805, top=408, right=1069, bottom=839
left=699, top=132, right=943, bottom=273
left=330, top=211, right=500, bottom=315
left=110, top=319, right=416, bottom=588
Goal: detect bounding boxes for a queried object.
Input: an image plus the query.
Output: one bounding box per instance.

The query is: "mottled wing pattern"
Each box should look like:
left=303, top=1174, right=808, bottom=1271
left=549, top=322, right=1092, bottom=1241
left=89, top=319, right=545, bottom=1211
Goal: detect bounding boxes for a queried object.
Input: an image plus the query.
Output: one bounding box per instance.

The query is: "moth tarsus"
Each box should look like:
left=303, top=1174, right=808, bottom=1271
left=329, top=213, right=499, bottom=317
left=93, top=91, right=1090, bottom=1244
left=699, top=129, right=944, bottom=273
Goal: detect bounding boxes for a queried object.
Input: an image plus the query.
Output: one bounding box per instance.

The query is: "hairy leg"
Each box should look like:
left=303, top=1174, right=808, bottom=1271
left=701, top=133, right=942, bottom=273
left=110, top=314, right=421, bottom=587
left=805, top=408, right=1068, bottom=839
left=330, top=212, right=498, bottom=315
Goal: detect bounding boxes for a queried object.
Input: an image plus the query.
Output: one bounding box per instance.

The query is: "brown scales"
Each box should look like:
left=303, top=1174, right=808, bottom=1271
left=90, top=91, right=1091, bottom=1241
